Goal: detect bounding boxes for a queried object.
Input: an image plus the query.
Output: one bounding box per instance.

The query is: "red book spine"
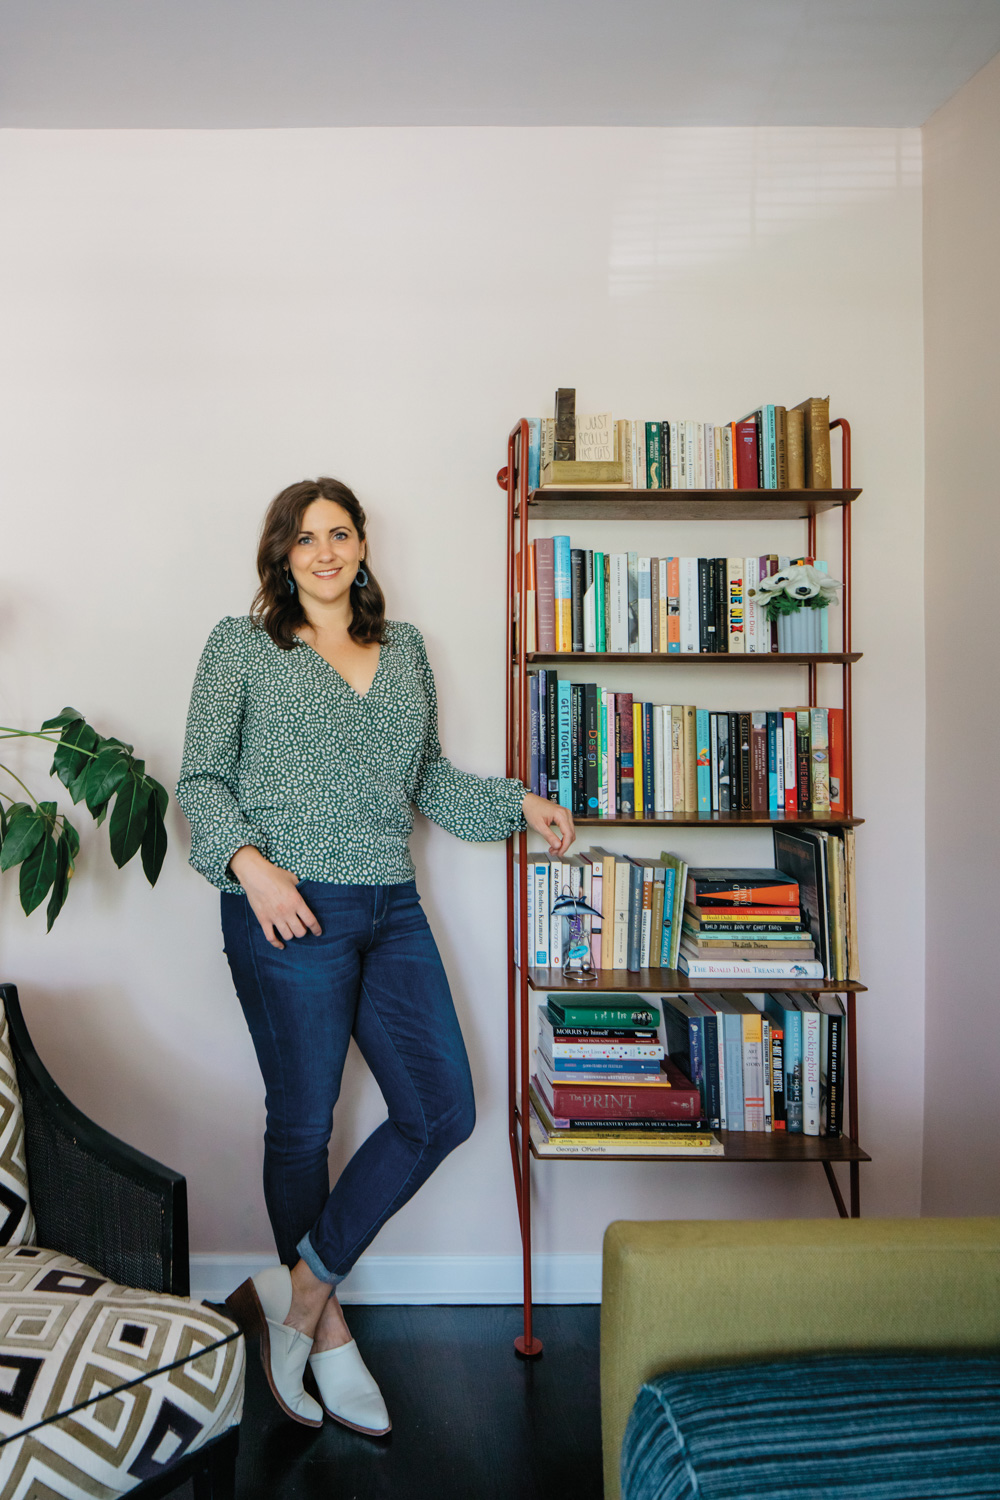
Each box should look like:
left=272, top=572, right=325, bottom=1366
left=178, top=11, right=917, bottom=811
left=534, top=538, right=556, bottom=653
left=734, top=419, right=759, bottom=489
left=543, top=1067, right=702, bottom=1121
left=828, top=707, right=845, bottom=814
left=783, top=710, right=798, bottom=814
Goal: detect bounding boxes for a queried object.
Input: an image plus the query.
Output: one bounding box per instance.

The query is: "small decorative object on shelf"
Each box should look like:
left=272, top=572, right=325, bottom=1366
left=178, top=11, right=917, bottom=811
left=748, top=563, right=843, bottom=653
left=550, top=890, right=603, bottom=981
left=500, top=396, right=863, bottom=1361
left=750, top=562, right=842, bottom=616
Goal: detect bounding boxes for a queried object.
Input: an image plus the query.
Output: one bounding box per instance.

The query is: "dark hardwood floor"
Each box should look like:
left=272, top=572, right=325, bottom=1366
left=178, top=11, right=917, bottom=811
left=179, top=1305, right=602, bottom=1500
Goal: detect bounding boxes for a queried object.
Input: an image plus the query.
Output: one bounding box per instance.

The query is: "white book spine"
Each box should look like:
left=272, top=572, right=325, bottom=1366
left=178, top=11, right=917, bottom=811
left=669, top=421, right=680, bottom=490
left=612, top=862, right=630, bottom=970
left=703, top=423, right=716, bottom=489
left=745, top=555, right=759, bottom=652
left=621, top=420, right=634, bottom=489
left=694, top=422, right=705, bottom=487
left=652, top=706, right=664, bottom=813
left=679, top=558, right=698, bottom=652
left=802, top=1011, right=822, bottom=1135
left=679, top=958, right=825, bottom=978
left=639, top=872, right=652, bottom=968
left=742, top=1027, right=764, bottom=1132
left=590, top=865, right=603, bottom=966
left=610, top=554, right=629, bottom=653
left=583, top=559, right=596, bottom=654
left=783, top=712, right=797, bottom=805
left=662, top=705, right=674, bottom=812
left=727, top=556, right=745, bottom=654
left=533, top=862, right=549, bottom=967
left=714, top=425, right=724, bottom=488
left=549, top=859, right=564, bottom=967
left=714, top=1010, right=728, bottom=1130
left=638, top=558, right=652, bottom=652
left=683, top=420, right=695, bottom=488
left=722, top=424, right=734, bottom=488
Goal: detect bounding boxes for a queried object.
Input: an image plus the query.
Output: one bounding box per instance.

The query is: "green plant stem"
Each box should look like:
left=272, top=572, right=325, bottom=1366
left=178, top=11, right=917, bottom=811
left=0, top=728, right=101, bottom=758
left=0, top=763, right=44, bottom=810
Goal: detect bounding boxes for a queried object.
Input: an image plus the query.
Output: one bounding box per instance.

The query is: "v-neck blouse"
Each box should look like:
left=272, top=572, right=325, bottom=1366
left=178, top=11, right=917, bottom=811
left=175, top=616, right=527, bottom=893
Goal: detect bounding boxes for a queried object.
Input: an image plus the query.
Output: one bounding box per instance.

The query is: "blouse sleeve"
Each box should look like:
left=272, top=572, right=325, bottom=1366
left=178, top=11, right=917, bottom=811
left=175, top=619, right=267, bottom=892
left=410, top=629, right=527, bottom=842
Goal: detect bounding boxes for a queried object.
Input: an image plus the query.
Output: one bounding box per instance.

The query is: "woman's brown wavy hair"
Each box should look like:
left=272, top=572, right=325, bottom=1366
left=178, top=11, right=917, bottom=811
left=251, top=477, right=386, bottom=650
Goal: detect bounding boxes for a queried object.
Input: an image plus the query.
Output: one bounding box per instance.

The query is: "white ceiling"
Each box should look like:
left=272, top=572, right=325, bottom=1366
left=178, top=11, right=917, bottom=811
left=2, top=0, right=999, bottom=128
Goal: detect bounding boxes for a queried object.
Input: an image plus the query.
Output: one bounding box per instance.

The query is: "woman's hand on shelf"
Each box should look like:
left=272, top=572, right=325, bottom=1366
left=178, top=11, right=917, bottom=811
left=521, top=793, right=575, bottom=856
left=228, top=846, right=323, bottom=950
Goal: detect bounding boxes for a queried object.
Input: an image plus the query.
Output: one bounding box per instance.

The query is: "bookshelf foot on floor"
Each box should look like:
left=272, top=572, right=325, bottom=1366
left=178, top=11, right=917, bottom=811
left=514, top=1333, right=544, bottom=1359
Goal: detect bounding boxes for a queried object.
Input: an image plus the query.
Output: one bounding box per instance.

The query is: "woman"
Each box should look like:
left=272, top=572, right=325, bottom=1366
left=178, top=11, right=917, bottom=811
left=176, top=477, right=573, bottom=1435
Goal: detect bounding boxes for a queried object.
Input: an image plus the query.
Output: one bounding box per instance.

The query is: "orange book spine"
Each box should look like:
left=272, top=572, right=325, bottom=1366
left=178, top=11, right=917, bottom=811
left=666, top=556, right=680, bottom=651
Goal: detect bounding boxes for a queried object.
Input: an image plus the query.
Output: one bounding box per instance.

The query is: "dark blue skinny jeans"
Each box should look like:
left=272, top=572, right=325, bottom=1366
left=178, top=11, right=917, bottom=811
left=221, top=880, right=475, bottom=1284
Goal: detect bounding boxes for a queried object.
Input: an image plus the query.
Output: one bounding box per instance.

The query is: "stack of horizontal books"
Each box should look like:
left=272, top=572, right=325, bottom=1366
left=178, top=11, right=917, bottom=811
left=528, top=996, right=723, bottom=1157
left=678, top=869, right=822, bottom=979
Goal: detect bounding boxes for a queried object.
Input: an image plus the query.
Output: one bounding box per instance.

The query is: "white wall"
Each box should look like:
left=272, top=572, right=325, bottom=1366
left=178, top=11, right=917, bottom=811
left=0, top=126, right=924, bottom=1289
left=922, top=56, right=1000, bottom=1214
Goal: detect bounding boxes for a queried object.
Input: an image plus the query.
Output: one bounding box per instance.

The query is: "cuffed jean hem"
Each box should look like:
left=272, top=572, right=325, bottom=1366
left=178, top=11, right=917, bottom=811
left=297, top=1231, right=348, bottom=1287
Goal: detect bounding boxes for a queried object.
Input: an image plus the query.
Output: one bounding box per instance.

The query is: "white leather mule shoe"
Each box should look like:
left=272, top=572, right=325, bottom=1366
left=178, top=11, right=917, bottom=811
left=308, top=1340, right=392, bottom=1435
left=226, top=1267, right=323, bottom=1428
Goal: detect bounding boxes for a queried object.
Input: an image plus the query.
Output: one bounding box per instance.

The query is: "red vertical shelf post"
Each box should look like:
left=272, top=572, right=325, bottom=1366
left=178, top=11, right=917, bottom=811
left=500, top=421, right=543, bottom=1357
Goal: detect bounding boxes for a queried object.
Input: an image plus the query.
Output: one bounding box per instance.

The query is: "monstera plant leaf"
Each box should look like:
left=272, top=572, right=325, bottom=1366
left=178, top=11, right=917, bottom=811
left=0, top=709, right=169, bottom=929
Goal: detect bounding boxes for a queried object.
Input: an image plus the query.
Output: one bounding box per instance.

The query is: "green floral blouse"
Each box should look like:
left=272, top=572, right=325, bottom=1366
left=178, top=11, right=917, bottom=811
left=175, top=616, right=527, bottom=894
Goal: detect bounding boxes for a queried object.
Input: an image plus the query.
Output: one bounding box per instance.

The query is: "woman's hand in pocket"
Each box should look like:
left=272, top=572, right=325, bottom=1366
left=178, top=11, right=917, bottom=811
left=228, top=847, right=322, bottom=949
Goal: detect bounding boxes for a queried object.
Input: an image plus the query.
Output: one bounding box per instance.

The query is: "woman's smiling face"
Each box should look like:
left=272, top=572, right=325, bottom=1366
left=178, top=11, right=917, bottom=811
left=287, top=498, right=366, bottom=609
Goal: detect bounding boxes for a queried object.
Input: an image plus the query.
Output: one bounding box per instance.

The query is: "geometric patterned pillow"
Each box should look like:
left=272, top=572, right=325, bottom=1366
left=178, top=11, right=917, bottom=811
left=0, top=1245, right=244, bottom=1499
left=0, top=1010, right=34, bottom=1247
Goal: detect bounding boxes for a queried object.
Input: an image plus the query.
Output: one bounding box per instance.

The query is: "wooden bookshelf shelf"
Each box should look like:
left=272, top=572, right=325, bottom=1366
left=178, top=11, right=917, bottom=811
left=525, top=966, right=866, bottom=994
left=568, top=811, right=864, bottom=828
left=522, top=487, right=860, bottom=521
left=521, top=651, right=863, bottom=665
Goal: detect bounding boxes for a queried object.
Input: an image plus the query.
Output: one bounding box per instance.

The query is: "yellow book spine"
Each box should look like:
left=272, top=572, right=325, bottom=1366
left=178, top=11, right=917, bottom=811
left=554, top=599, right=572, bottom=653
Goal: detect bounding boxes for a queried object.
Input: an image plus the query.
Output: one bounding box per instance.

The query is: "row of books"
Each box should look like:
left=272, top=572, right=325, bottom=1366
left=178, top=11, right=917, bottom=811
left=513, top=846, right=687, bottom=973
left=526, top=987, right=846, bottom=1155
left=528, top=996, right=724, bottom=1158
left=664, top=990, right=846, bottom=1135
left=678, top=871, right=817, bottom=974
left=528, top=393, right=833, bottom=491
left=527, top=671, right=846, bottom=818
left=520, top=542, right=833, bottom=656
left=513, top=850, right=857, bottom=983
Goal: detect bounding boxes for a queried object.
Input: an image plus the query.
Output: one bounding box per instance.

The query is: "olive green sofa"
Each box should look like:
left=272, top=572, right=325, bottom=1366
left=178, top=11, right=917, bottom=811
left=601, top=1216, right=1000, bottom=1500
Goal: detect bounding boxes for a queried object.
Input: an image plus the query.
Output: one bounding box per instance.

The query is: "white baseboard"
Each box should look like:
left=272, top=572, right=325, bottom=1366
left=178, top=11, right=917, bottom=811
left=190, top=1252, right=603, bottom=1305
